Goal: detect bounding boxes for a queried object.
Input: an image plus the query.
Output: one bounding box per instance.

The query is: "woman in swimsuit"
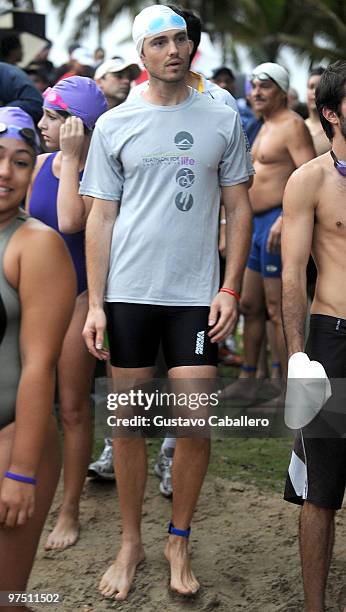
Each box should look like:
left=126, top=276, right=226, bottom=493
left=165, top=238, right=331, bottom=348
left=27, top=77, right=107, bottom=550
left=0, top=107, right=75, bottom=611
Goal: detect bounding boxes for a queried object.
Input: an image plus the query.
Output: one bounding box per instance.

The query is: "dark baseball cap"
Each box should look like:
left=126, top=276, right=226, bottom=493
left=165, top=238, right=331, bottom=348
left=212, top=66, right=235, bottom=80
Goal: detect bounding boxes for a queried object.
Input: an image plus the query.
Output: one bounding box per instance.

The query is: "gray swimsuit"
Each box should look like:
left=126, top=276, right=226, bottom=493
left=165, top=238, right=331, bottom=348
left=0, top=213, right=26, bottom=429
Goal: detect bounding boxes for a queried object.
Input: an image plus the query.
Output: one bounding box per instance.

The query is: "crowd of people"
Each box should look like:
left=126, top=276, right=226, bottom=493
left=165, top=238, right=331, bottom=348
left=0, top=3, right=345, bottom=611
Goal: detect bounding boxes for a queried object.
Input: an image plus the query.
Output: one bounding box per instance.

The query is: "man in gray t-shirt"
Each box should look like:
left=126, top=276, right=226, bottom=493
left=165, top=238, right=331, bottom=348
left=81, top=88, right=249, bottom=306
left=81, top=3, right=252, bottom=602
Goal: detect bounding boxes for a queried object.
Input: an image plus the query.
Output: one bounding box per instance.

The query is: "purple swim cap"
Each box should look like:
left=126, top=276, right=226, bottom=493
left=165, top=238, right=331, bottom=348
left=0, top=107, right=40, bottom=153
left=43, top=76, right=108, bottom=130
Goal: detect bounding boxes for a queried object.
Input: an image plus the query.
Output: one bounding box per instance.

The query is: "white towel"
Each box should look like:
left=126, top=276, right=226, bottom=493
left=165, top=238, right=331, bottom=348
left=285, top=352, right=332, bottom=429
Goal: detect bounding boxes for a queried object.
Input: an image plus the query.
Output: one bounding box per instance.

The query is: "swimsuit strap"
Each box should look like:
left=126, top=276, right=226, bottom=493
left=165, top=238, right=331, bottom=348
left=0, top=212, right=27, bottom=268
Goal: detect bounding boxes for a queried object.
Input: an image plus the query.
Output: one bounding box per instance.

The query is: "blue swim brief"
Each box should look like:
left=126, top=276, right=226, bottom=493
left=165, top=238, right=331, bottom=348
left=247, top=205, right=282, bottom=278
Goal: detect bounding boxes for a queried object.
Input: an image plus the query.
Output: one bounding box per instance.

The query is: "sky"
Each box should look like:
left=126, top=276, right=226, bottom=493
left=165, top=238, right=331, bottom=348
left=34, top=0, right=313, bottom=100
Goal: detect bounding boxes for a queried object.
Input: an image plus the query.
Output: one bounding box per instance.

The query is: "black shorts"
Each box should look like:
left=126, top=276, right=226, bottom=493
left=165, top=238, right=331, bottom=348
left=284, top=314, right=346, bottom=510
left=104, top=302, right=218, bottom=370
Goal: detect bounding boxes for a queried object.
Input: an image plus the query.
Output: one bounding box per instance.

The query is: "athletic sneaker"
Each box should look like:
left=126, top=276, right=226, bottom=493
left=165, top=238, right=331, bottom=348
left=88, top=438, right=115, bottom=480
left=154, top=446, right=174, bottom=498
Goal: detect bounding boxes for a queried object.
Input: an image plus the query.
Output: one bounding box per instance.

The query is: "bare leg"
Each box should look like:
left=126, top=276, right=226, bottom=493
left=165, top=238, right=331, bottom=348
left=300, top=502, right=335, bottom=612
left=256, top=332, right=269, bottom=378
left=99, top=366, right=154, bottom=601
left=240, top=268, right=266, bottom=377
left=266, top=320, right=281, bottom=378
left=45, top=292, right=95, bottom=550
left=164, top=365, right=215, bottom=595
left=222, top=269, right=265, bottom=400
left=0, top=418, right=61, bottom=611
left=264, top=277, right=287, bottom=377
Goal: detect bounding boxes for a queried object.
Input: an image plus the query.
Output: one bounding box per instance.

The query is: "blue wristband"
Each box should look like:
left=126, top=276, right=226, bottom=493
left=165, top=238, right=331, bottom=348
left=4, top=471, right=37, bottom=485
left=241, top=364, right=256, bottom=373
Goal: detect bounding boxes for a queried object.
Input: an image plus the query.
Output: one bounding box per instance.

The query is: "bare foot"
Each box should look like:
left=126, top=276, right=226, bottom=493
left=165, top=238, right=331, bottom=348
left=248, top=389, right=285, bottom=415
left=99, top=542, right=145, bottom=600
left=45, top=512, right=79, bottom=550
left=219, top=377, right=258, bottom=405
left=338, top=585, right=346, bottom=611
left=164, top=536, right=200, bottom=595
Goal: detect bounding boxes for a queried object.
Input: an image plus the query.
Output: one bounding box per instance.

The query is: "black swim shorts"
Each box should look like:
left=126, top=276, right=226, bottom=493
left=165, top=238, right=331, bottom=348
left=284, top=314, right=346, bottom=510
left=104, top=302, right=218, bottom=370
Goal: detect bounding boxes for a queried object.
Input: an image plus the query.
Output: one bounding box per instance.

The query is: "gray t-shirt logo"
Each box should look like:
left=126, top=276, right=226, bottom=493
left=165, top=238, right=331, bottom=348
left=176, top=168, right=195, bottom=188
left=175, top=192, right=194, bottom=211
left=175, top=131, right=194, bottom=150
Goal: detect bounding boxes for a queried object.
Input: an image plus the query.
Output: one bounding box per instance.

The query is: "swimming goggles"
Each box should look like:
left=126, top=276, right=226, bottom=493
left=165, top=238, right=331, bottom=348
left=330, top=150, right=346, bottom=177
left=250, top=72, right=278, bottom=87
left=43, top=87, right=69, bottom=111
left=148, top=13, right=186, bottom=35
left=0, top=122, right=39, bottom=151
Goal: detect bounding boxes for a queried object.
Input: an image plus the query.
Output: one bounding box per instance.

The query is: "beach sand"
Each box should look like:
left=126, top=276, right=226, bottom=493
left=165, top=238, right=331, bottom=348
left=29, top=472, right=345, bottom=611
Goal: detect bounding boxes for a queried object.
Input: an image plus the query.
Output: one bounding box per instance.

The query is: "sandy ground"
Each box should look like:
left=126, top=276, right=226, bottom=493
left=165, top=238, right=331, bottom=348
left=29, top=472, right=346, bottom=612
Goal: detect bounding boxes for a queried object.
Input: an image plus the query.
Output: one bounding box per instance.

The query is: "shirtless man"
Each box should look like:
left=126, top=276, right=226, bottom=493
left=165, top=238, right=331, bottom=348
left=239, top=62, right=315, bottom=383
left=282, top=60, right=346, bottom=612
left=80, top=4, right=252, bottom=601
left=305, top=67, right=330, bottom=156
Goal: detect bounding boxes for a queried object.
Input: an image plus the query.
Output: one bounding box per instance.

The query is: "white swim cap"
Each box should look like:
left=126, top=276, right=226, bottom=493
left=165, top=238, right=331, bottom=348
left=132, top=5, right=187, bottom=56
left=251, top=62, right=290, bottom=93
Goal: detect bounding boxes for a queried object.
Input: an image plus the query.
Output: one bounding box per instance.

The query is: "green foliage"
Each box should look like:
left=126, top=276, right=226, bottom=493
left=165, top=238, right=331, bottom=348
left=207, top=437, right=293, bottom=491
left=211, top=0, right=345, bottom=63
left=49, top=0, right=346, bottom=66
left=50, top=0, right=145, bottom=41
left=4, top=0, right=34, bottom=9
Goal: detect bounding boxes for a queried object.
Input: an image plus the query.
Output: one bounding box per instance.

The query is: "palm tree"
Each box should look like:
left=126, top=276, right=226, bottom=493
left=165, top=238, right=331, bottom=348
left=50, top=0, right=233, bottom=45
left=1, top=0, right=34, bottom=9
left=299, top=0, right=346, bottom=64
left=50, top=0, right=346, bottom=62
left=219, top=0, right=346, bottom=64
left=212, top=0, right=345, bottom=64
left=50, top=0, right=145, bottom=44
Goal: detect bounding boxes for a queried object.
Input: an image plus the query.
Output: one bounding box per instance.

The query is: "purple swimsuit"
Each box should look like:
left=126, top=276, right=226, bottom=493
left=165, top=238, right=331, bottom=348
left=29, top=152, right=87, bottom=295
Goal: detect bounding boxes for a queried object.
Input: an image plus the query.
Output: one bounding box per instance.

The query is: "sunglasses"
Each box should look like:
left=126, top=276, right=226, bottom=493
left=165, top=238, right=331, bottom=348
left=330, top=150, right=346, bottom=177
left=0, top=122, right=38, bottom=151
left=43, top=87, right=69, bottom=112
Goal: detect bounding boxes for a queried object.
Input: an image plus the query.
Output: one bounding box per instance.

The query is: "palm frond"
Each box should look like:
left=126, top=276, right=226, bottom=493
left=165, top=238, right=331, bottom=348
left=48, top=0, right=346, bottom=65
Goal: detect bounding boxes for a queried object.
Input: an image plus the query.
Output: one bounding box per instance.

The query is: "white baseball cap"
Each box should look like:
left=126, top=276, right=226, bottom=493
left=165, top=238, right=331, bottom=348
left=94, top=59, right=141, bottom=81
left=132, top=5, right=187, bottom=56
left=251, top=62, right=289, bottom=93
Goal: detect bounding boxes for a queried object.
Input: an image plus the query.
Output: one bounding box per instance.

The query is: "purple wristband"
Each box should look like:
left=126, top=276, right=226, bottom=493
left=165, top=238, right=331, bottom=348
left=4, top=471, right=37, bottom=485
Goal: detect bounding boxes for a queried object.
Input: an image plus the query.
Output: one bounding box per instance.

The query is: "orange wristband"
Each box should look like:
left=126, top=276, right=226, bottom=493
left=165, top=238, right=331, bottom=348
left=220, top=288, right=240, bottom=301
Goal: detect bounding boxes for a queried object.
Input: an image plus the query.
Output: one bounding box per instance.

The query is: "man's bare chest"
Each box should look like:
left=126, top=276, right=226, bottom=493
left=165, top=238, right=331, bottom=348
left=316, top=179, right=346, bottom=236
left=252, top=125, right=290, bottom=165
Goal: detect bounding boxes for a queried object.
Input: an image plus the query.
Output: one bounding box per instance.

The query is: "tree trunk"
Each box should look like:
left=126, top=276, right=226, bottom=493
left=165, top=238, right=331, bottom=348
left=95, top=0, right=102, bottom=47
